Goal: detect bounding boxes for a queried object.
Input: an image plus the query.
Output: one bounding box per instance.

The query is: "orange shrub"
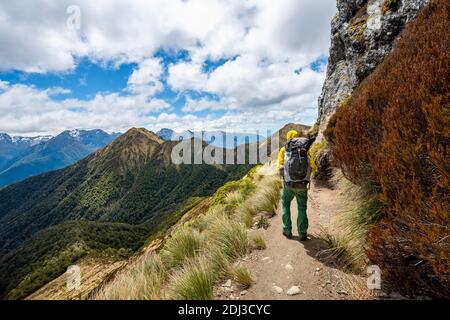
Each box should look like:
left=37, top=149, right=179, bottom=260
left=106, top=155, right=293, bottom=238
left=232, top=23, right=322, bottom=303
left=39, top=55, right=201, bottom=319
left=327, top=0, right=449, bottom=297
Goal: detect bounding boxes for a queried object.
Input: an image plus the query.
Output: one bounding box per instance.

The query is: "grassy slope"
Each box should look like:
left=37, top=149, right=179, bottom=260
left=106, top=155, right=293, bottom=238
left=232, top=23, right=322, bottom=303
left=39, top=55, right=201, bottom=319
left=0, top=128, right=251, bottom=299
left=93, top=167, right=280, bottom=300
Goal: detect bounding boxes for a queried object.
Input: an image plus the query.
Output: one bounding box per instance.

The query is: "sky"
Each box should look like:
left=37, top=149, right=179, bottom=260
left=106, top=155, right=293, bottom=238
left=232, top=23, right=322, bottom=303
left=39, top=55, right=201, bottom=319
left=0, top=0, right=336, bottom=136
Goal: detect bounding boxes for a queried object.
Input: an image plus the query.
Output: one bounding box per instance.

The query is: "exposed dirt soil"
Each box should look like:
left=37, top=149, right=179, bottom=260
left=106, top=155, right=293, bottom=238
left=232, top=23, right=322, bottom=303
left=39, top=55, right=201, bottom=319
left=26, top=256, right=126, bottom=300
left=215, top=179, right=370, bottom=300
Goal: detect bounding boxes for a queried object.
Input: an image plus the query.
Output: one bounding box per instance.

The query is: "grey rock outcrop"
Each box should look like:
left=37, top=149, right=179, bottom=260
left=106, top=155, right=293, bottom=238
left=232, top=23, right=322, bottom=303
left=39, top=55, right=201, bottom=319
left=317, top=0, right=429, bottom=133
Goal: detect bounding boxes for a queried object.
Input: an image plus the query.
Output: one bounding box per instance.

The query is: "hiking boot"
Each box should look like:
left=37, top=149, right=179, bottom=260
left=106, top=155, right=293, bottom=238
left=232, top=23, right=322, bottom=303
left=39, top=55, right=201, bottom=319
left=283, top=231, right=293, bottom=239
left=299, top=234, right=308, bottom=241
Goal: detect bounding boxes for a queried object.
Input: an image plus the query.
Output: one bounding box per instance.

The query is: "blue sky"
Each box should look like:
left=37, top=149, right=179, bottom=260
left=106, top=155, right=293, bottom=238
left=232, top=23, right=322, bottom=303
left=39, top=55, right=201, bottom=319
left=0, top=0, right=336, bottom=136
left=0, top=59, right=135, bottom=101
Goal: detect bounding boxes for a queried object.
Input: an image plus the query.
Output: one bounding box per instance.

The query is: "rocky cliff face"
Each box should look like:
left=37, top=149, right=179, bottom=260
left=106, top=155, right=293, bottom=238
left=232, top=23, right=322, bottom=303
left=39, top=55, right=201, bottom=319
left=317, top=0, right=428, bottom=132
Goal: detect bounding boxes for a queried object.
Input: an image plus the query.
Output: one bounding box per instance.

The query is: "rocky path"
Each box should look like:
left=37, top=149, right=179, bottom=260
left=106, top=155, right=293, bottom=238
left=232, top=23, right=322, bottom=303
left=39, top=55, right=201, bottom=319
left=216, top=180, right=366, bottom=300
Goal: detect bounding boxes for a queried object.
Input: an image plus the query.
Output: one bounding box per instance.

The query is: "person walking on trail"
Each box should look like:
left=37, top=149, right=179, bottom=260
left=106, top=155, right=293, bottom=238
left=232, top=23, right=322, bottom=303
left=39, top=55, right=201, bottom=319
left=277, top=130, right=314, bottom=241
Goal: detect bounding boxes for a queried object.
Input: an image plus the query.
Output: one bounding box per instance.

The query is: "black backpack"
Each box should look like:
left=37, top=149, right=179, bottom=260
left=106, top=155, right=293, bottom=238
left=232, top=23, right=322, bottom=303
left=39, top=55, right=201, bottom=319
left=283, top=137, right=310, bottom=188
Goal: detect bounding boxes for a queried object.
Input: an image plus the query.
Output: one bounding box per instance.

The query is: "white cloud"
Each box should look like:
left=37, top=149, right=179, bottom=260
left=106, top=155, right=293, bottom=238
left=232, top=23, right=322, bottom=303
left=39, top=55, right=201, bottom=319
left=0, top=80, right=9, bottom=91
left=205, top=56, right=325, bottom=109
left=0, top=78, right=317, bottom=136
left=170, top=55, right=326, bottom=113
left=47, top=87, right=72, bottom=96
left=0, top=0, right=336, bottom=135
left=0, top=82, right=171, bottom=135
left=182, top=96, right=227, bottom=113
left=147, top=98, right=171, bottom=112
left=127, top=58, right=164, bottom=96
left=128, top=58, right=163, bottom=86
left=0, top=0, right=335, bottom=72
left=167, top=62, right=207, bottom=92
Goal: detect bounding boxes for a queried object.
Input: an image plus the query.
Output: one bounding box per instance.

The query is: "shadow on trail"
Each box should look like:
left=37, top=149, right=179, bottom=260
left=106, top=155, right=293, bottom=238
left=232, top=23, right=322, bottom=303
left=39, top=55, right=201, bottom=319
left=285, top=234, right=342, bottom=271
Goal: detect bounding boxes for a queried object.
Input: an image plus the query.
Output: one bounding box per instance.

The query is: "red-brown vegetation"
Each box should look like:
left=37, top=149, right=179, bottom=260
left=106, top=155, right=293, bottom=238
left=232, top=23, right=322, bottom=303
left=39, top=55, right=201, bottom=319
left=325, top=0, right=449, bottom=297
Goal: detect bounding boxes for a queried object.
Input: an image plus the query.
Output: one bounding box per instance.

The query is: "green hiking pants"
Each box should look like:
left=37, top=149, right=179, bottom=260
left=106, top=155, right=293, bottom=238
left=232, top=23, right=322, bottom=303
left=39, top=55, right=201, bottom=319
left=281, top=186, right=308, bottom=237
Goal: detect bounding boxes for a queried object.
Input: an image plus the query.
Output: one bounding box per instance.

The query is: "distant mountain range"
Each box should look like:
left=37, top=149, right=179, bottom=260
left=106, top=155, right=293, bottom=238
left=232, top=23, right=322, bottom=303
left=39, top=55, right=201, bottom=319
left=0, top=129, right=121, bottom=187
left=0, top=125, right=307, bottom=189
left=0, top=134, right=52, bottom=170
left=0, top=128, right=265, bottom=188
left=0, top=124, right=309, bottom=299
left=0, top=127, right=251, bottom=299
left=156, top=128, right=264, bottom=149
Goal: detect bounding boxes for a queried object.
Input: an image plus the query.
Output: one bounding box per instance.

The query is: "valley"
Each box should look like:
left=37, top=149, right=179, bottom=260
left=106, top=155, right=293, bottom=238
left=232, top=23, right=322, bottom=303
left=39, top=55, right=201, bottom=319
left=0, top=127, right=252, bottom=299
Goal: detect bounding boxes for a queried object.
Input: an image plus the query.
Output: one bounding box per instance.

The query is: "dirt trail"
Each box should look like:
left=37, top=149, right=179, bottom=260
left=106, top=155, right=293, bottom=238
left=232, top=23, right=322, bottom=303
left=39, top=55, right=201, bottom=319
left=236, top=181, right=363, bottom=300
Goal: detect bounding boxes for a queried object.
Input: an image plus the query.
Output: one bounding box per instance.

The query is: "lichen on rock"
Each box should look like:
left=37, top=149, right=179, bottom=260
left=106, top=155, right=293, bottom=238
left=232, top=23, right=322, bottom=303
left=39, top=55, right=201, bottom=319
left=317, top=0, right=429, bottom=135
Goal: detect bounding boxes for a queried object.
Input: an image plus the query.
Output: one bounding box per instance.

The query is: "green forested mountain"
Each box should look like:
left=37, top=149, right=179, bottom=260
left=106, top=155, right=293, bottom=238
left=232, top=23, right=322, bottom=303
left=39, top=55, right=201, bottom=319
left=0, top=128, right=251, bottom=299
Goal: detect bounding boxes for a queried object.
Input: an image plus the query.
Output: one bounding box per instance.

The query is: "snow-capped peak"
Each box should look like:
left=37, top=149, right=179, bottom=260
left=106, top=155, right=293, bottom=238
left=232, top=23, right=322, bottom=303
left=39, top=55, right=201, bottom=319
left=6, top=135, right=53, bottom=146
left=0, top=133, right=11, bottom=141
left=69, top=129, right=81, bottom=138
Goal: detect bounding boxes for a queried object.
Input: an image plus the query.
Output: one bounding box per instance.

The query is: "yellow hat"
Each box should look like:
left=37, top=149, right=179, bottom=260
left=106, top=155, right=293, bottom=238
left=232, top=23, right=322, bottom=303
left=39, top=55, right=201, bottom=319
left=286, top=130, right=300, bottom=140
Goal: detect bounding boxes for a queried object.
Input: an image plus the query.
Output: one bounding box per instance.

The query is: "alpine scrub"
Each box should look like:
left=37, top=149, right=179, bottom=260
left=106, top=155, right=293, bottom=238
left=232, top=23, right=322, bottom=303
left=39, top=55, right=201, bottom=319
left=324, top=0, right=450, bottom=298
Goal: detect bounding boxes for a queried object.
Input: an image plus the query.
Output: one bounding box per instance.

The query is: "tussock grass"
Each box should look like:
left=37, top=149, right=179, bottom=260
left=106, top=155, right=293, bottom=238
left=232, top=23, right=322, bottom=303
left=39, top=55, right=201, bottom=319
left=167, top=256, right=214, bottom=300
left=345, top=197, right=382, bottom=228
left=236, top=202, right=257, bottom=219
left=210, top=179, right=255, bottom=207
left=253, top=187, right=280, bottom=213
left=94, top=254, right=166, bottom=300
left=237, top=206, right=254, bottom=227
left=318, top=172, right=383, bottom=271
left=161, top=228, right=204, bottom=269
left=242, top=176, right=281, bottom=216
left=319, top=228, right=363, bottom=271
left=190, top=205, right=225, bottom=232
left=337, top=197, right=382, bottom=270
left=247, top=192, right=274, bottom=214
left=94, top=173, right=281, bottom=300
left=203, top=246, right=232, bottom=279
left=337, top=274, right=377, bottom=300
left=207, top=217, right=249, bottom=260
left=224, top=191, right=244, bottom=205
left=238, top=179, right=256, bottom=199
left=223, top=191, right=245, bottom=214
left=231, top=264, right=253, bottom=288
left=249, top=232, right=267, bottom=250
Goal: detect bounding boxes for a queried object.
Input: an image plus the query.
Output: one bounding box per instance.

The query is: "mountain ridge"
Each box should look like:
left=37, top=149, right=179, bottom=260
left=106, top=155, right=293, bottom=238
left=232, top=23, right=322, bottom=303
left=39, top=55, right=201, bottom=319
left=0, top=133, right=53, bottom=173
left=156, top=127, right=264, bottom=149
left=0, top=129, right=121, bottom=187
left=0, top=126, right=252, bottom=299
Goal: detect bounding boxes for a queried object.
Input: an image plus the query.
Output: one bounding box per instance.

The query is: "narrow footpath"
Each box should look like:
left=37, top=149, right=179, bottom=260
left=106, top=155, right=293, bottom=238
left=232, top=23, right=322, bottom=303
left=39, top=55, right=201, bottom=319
left=217, top=179, right=369, bottom=300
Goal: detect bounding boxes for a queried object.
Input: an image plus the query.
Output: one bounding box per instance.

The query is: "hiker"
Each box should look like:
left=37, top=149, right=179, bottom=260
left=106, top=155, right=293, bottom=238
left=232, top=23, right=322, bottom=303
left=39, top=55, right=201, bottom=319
left=277, top=130, right=314, bottom=241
